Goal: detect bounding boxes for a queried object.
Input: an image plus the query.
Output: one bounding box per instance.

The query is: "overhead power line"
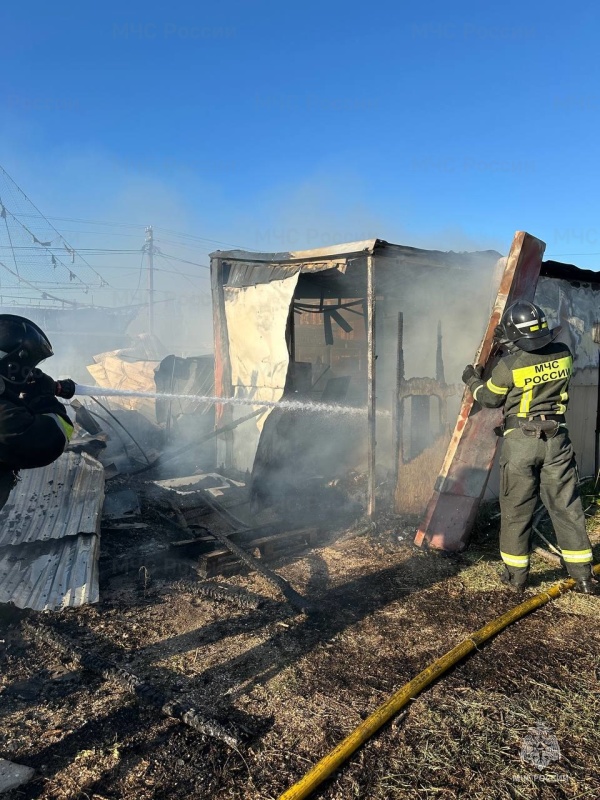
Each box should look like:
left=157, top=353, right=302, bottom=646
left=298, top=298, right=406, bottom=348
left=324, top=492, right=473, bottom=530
left=0, top=166, right=111, bottom=287
left=0, top=258, right=84, bottom=307
left=155, top=252, right=205, bottom=287
left=11, top=211, right=253, bottom=250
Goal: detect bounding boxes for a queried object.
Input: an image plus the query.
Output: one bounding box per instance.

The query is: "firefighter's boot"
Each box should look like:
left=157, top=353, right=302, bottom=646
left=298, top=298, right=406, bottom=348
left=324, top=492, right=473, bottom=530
left=573, top=576, right=599, bottom=595
left=500, top=566, right=527, bottom=595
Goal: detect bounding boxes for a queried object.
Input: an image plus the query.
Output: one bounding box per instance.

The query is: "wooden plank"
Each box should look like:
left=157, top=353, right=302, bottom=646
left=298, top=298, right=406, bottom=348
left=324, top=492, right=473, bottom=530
left=414, top=231, right=546, bottom=552
left=198, top=528, right=322, bottom=577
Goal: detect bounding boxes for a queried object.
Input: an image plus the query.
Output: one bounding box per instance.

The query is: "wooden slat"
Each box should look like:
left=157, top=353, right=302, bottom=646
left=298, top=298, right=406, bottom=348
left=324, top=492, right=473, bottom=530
left=414, top=231, right=546, bottom=552
left=197, top=528, right=322, bottom=578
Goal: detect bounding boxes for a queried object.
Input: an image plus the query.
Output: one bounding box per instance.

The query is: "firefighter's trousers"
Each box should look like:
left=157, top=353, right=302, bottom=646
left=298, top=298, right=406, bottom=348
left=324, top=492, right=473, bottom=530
left=499, top=428, right=593, bottom=582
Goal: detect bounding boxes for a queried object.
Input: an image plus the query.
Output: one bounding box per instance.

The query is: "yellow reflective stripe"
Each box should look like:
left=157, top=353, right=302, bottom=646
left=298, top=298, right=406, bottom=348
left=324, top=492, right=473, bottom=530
left=512, top=356, right=572, bottom=388
left=503, top=428, right=516, bottom=435
left=518, top=387, right=533, bottom=416
left=556, top=391, right=569, bottom=415
left=561, top=549, right=593, bottom=563
left=472, top=383, right=484, bottom=401
left=529, top=325, right=540, bottom=332
left=59, top=417, right=74, bottom=441
left=486, top=379, right=509, bottom=396
left=43, top=413, right=74, bottom=443
left=501, top=551, right=530, bottom=567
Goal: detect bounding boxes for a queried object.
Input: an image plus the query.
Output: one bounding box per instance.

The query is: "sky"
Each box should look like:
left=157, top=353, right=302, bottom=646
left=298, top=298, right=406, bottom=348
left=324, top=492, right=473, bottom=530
left=1, top=0, right=600, bottom=316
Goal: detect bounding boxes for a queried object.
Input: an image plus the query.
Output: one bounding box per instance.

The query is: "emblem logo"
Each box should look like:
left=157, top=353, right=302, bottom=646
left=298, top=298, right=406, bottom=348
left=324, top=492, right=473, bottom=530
left=520, top=721, right=561, bottom=771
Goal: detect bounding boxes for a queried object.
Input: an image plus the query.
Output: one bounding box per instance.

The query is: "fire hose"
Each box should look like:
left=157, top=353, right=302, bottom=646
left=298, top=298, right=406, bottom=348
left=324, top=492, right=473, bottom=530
left=279, top=563, right=600, bottom=800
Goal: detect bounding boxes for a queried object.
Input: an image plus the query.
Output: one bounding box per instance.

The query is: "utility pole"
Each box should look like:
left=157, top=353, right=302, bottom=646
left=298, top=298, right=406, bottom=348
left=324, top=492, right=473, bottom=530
left=144, top=225, right=155, bottom=337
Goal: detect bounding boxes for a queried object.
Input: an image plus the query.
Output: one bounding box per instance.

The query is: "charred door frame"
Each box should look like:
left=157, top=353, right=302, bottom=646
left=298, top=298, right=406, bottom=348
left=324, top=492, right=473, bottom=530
left=212, top=249, right=378, bottom=516
left=211, top=256, right=235, bottom=469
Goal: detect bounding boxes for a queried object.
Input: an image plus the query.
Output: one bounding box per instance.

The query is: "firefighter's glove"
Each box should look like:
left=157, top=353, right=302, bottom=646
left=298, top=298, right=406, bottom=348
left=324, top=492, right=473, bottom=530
left=21, top=370, right=66, bottom=415
left=55, top=379, right=76, bottom=399
left=462, top=364, right=484, bottom=391
left=24, top=370, right=57, bottom=398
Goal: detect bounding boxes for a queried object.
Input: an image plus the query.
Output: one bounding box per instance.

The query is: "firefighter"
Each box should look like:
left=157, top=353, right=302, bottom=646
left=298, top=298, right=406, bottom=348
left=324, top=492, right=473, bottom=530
left=0, top=315, right=76, bottom=511
left=462, top=300, right=597, bottom=595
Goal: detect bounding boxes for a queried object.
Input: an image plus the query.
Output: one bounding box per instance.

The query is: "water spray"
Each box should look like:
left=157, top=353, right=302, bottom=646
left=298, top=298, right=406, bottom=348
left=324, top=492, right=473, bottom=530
left=72, top=383, right=381, bottom=417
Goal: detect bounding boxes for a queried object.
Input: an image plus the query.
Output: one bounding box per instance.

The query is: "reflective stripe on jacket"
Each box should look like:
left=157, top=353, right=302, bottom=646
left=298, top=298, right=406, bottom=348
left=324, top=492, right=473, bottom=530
left=470, top=341, right=573, bottom=418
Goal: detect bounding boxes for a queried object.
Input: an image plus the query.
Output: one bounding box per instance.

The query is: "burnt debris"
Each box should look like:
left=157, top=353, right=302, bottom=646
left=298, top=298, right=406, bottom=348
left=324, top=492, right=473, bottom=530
left=23, top=620, right=239, bottom=748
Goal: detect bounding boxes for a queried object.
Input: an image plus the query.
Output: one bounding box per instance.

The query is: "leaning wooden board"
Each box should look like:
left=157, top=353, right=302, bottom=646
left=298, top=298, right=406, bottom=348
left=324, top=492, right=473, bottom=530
left=414, top=231, right=546, bottom=552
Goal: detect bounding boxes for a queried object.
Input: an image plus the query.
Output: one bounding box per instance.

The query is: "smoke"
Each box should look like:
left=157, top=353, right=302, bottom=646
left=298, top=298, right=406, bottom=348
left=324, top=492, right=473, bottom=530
left=0, top=137, right=216, bottom=368
left=0, top=131, right=507, bottom=519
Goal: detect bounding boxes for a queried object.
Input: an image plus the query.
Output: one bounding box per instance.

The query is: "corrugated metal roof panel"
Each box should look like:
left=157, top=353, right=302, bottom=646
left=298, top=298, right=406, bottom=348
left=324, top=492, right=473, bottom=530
left=211, top=239, right=381, bottom=263
left=0, top=534, right=99, bottom=611
left=0, top=452, right=104, bottom=547
left=0, top=452, right=104, bottom=611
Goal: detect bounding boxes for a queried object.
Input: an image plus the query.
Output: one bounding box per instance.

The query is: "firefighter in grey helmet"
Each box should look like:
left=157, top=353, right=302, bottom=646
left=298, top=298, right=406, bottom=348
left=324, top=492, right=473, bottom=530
left=462, top=300, right=598, bottom=595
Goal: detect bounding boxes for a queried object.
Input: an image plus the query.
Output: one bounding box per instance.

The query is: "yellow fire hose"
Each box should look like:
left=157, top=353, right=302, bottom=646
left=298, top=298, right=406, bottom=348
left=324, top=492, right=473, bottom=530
left=279, top=563, right=600, bottom=800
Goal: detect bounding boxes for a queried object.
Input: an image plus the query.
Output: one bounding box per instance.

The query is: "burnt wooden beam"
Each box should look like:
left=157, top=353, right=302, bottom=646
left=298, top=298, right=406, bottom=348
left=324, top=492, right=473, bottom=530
left=415, top=231, right=545, bottom=552
left=202, top=526, right=316, bottom=614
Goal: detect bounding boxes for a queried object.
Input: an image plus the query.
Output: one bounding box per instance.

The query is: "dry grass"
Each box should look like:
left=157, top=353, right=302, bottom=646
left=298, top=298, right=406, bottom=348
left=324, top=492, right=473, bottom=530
left=1, top=492, right=599, bottom=799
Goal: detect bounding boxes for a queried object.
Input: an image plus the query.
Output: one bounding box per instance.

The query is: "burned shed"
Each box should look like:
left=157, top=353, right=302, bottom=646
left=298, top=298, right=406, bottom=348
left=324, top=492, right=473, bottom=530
left=210, top=240, right=502, bottom=515
left=536, top=260, right=600, bottom=477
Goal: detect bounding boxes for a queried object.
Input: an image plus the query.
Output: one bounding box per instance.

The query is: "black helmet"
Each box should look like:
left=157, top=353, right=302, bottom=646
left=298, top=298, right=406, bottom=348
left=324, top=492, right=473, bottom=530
left=0, top=315, right=53, bottom=384
left=497, top=301, right=561, bottom=353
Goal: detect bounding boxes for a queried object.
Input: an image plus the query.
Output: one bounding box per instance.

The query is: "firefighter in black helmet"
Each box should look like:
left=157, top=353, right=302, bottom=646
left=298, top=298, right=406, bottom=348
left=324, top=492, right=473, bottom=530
left=0, top=315, right=76, bottom=511
left=462, top=300, right=598, bottom=595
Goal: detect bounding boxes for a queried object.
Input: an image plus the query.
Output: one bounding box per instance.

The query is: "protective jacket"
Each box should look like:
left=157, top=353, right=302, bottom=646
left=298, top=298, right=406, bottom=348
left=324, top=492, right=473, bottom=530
left=467, top=341, right=572, bottom=423
left=0, top=384, right=74, bottom=470
left=464, top=339, right=595, bottom=586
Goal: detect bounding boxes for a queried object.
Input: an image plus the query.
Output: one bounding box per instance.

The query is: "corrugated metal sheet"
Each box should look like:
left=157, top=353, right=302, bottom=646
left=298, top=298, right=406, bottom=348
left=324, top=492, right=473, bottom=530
left=211, top=239, right=380, bottom=264
left=0, top=452, right=104, bottom=611
left=0, top=534, right=99, bottom=610
left=213, top=242, right=504, bottom=289
left=0, top=452, right=104, bottom=547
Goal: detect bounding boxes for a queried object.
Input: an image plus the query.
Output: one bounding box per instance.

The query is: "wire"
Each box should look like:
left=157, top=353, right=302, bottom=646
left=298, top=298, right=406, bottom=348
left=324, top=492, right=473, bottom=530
left=86, top=396, right=151, bottom=465
left=145, top=226, right=250, bottom=250
left=0, top=258, right=84, bottom=307
left=0, top=165, right=110, bottom=286
left=0, top=206, right=98, bottom=289
left=158, top=252, right=210, bottom=269
left=131, top=250, right=145, bottom=304
left=0, top=245, right=211, bottom=271
left=2, top=214, right=19, bottom=277
left=155, top=252, right=206, bottom=287
left=9, top=210, right=252, bottom=250
left=13, top=212, right=146, bottom=229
